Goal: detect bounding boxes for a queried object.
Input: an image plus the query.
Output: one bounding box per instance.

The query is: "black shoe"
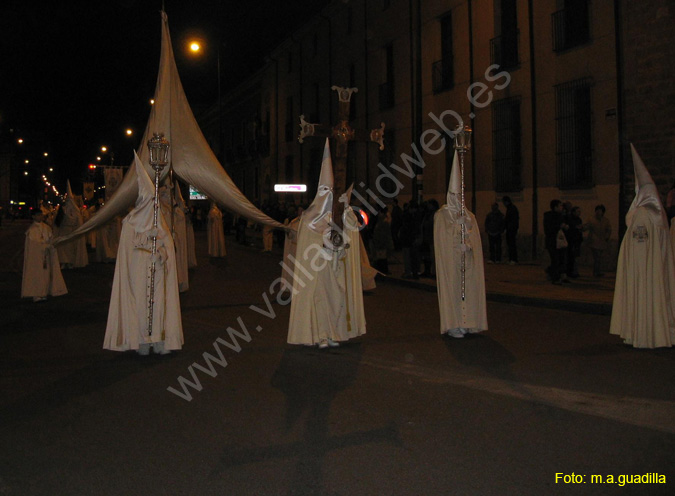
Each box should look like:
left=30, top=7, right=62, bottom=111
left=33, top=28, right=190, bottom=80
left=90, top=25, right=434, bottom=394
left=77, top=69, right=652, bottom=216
left=552, top=280, right=563, bottom=285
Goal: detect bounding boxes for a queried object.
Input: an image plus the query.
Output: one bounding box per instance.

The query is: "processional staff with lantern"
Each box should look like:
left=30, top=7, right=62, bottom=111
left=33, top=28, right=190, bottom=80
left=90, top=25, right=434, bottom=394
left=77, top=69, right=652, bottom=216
left=298, top=86, right=385, bottom=256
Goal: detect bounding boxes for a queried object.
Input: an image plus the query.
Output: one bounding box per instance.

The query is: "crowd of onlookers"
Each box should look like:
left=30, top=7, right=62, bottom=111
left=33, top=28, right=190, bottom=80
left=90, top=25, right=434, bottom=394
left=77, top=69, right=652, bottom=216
left=188, top=195, right=615, bottom=284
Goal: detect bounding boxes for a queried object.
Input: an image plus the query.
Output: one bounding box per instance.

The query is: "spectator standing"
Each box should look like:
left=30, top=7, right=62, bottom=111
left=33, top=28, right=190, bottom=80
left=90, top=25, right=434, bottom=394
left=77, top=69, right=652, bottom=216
left=502, top=196, right=519, bottom=264
left=372, top=206, right=394, bottom=274
left=420, top=200, right=439, bottom=277
left=399, top=201, right=421, bottom=278
left=584, top=204, right=612, bottom=277
left=565, top=206, right=583, bottom=278
left=543, top=199, right=568, bottom=285
left=390, top=198, right=403, bottom=251
left=485, top=202, right=505, bottom=264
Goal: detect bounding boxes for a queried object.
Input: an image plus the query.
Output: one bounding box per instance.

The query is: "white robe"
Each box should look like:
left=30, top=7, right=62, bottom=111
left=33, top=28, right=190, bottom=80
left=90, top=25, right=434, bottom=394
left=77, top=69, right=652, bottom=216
left=104, top=156, right=183, bottom=352
left=287, top=208, right=366, bottom=345
left=207, top=206, right=227, bottom=257
left=610, top=207, right=675, bottom=348
left=21, top=221, right=68, bottom=299
left=434, top=208, right=488, bottom=334
left=56, top=201, right=88, bottom=267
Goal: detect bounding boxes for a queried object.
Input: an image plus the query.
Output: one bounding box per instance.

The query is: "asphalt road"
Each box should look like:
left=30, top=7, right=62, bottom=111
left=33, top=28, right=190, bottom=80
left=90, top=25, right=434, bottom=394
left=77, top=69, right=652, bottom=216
left=0, top=222, right=673, bottom=495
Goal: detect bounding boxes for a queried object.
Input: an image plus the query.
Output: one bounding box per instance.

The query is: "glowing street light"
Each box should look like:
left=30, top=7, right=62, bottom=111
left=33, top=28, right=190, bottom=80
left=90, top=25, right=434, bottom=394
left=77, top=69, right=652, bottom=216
left=125, top=129, right=133, bottom=136
left=188, top=37, right=224, bottom=163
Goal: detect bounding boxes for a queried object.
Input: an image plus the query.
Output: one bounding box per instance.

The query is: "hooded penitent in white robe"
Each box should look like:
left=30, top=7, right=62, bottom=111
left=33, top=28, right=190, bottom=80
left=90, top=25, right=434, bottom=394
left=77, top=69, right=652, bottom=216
left=434, top=151, right=487, bottom=337
left=56, top=181, right=88, bottom=268
left=609, top=144, right=675, bottom=348
left=287, top=140, right=366, bottom=346
left=175, top=184, right=197, bottom=268
left=21, top=220, right=68, bottom=300
left=103, top=153, right=183, bottom=353
left=207, top=203, right=227, bottom=257
left=160, top=183, right=189, bottom=292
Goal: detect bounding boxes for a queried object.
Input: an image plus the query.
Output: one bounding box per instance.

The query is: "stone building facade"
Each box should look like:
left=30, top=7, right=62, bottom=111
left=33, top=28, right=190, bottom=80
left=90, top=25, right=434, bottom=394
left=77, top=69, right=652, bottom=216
left=198, top=0, right=674, bottom=262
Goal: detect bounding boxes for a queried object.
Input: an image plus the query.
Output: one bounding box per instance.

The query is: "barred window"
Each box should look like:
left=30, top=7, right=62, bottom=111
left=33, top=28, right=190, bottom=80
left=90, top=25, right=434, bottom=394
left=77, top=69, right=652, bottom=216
left=492, top=97, right=522, bottom=192
left=555, top=78, right=593, bottom=188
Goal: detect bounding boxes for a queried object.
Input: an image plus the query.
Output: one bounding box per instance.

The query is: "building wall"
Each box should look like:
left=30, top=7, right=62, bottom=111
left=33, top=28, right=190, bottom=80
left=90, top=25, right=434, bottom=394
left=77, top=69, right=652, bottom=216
left=202, top=0, right=674, bottom=265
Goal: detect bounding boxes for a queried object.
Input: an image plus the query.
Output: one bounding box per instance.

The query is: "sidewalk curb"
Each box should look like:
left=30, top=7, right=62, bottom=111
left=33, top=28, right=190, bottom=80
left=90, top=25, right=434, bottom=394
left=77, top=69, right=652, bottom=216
left=377, top=275, right=612, bottom=316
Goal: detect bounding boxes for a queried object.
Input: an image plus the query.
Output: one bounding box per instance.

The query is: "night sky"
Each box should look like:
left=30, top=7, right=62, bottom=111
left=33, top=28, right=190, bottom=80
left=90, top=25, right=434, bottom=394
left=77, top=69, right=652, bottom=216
left=0, top=0, right=330, bottom=188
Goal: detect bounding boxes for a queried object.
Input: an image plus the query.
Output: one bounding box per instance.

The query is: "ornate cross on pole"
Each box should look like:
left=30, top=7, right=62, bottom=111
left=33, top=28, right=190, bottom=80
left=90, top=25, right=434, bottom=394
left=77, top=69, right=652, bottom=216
left=299, top=86, right=385, bottom=251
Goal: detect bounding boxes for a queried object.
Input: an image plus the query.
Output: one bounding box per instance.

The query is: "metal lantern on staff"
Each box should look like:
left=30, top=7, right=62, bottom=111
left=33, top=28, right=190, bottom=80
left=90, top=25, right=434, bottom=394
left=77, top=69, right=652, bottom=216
left=146, top=132, right=170, bottom=336
left=453, top=122, right=472, bottom=301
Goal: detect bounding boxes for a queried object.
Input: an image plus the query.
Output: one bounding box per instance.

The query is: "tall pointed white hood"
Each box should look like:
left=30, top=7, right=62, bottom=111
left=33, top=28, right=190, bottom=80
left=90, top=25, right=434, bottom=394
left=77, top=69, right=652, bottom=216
left=444, top=150, right=462, bottom=214
left=54, top=11, right=282, bottom=246
left=627, top=143, right=668, bottom=229
left=303, top=139, right=334, bottom=234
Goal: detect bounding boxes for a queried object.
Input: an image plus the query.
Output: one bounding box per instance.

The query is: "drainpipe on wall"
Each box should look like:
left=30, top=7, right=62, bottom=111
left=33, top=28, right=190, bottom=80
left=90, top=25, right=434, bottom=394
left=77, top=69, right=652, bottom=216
left=614, top=0, right=626, bottom=237
left=409, top=0, right=418, bottom=201
left=468, top=0, right=476, bottom=213
left=527, top=0, right=539, bottom=260
left=364, top=0, right=371, bottom=187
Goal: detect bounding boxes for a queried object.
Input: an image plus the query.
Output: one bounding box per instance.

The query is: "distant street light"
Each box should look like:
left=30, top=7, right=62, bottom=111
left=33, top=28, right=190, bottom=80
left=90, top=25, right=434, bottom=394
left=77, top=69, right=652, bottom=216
left=125, top=129, right=133, bottom=136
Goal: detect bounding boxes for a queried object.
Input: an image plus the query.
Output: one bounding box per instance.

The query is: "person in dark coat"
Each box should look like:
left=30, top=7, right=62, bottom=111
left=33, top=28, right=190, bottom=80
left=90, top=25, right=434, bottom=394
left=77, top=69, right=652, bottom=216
left=390, top=198, right=403, bottom=251
left=543, top=199, right=568, bottom=285
left=565, top=206, right=583, bottom=278
left=502, top=196, right=519, bottom=264
left=484, top=202, right=505, bottom=264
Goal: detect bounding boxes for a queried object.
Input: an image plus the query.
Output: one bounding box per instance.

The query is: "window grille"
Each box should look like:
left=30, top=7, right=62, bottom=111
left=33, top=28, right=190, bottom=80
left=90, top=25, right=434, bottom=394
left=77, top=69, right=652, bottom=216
left=492, top=97, right=522, bottom=192
left=555, top=78, right=593, bottom=188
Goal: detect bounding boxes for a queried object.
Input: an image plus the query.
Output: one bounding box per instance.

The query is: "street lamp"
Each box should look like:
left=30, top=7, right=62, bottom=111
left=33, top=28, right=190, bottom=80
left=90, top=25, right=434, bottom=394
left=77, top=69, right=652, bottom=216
left=452, top=123, right=472, bottom=301
left=187, top=38, right=223, bottom=164
left=146, top=132, right=170, bottom=337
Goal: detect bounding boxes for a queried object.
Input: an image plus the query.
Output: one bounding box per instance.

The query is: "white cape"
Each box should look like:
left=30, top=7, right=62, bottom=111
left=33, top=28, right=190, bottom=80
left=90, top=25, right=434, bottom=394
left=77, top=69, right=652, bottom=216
left=54, top=11, right=283, bottom=250
left=103, top=153, right=183, bottom=352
